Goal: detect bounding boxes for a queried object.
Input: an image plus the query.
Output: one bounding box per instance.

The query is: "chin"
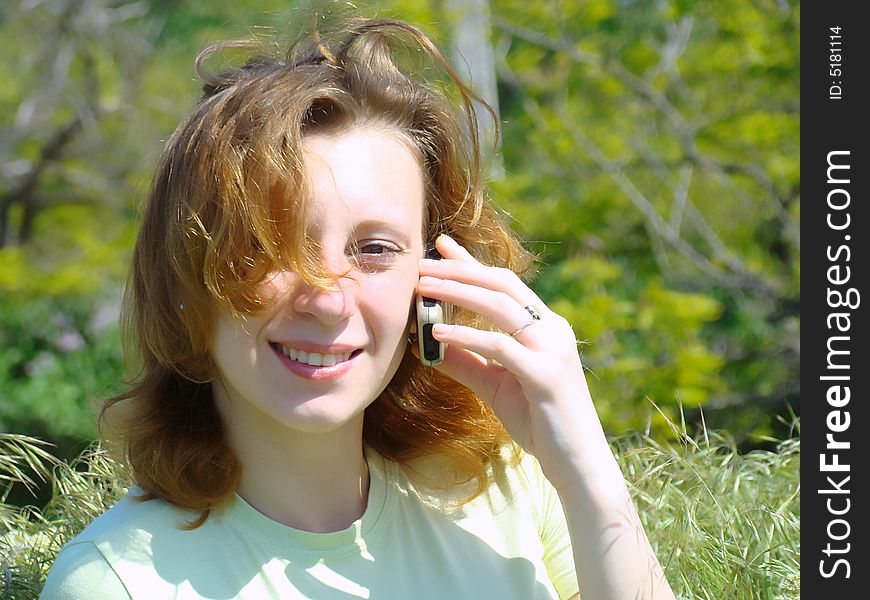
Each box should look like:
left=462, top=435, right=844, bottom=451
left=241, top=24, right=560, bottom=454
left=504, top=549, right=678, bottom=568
left=269, top=396, right=371, bottom=434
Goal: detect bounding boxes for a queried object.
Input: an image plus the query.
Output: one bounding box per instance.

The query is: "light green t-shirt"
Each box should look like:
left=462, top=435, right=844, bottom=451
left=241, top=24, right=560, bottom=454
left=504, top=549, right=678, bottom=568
left=41, top=447, right=579, bottom=599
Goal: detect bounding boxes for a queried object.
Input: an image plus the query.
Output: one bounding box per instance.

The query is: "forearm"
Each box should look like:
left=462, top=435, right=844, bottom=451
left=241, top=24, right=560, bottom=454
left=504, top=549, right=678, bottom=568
left=556, top=449, right=675, bottom=600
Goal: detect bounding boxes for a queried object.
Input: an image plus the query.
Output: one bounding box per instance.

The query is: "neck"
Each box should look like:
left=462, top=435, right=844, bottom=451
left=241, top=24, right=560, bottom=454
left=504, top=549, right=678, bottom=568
left=218, top=403, right=371, bottom=533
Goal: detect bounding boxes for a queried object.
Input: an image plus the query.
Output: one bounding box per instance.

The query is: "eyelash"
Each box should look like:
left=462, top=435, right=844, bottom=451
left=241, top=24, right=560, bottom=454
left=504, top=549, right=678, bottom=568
left=352, top=240, right=404, bottom=266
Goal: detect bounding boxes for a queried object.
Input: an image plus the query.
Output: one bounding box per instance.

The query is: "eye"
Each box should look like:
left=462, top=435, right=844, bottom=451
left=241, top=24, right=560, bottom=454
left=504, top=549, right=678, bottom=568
left=358, top=240, right=401, bottom=256
left=350, top=240, right=404, bottom=270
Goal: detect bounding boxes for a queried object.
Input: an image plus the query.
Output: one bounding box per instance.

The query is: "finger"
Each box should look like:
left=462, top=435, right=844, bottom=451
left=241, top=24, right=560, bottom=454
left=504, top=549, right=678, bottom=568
left=434, top=233, right=477, bottom=262
left=418, top=257, right=543, bottom=308
left=408, top=324, right=508, bottom=407
left=418, top=276, right=536, bottom=334
left=431, top=323, right=536, bottom=381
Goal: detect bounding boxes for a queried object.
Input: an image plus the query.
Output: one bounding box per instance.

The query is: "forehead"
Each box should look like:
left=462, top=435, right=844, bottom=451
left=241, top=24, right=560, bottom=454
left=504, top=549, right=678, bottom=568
left=301, top=128, right=425, bottom=228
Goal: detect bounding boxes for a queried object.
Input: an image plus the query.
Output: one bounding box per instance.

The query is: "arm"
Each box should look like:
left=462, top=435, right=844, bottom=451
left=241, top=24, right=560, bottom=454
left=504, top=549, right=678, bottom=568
left=417, top=234, right=675, bottom=600
left=536, top=373, right=673, bottom=599
left=554, top=427, right=673, bottom=599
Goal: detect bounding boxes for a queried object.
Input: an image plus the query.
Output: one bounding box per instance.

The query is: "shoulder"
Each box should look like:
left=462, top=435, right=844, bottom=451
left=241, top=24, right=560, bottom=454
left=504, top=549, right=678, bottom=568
left=62, top=489, right=199, bottom=550
left=502, top=445, right=552, bottom=492
left=41, top=490, right=204, bottom=598
left=40, top=541, right=130, bottom=599
left=488, top=444, right=558, bottom=511
left=386, top=446, right=579, bottom=598
left=394, top=443, right=554, bottom=518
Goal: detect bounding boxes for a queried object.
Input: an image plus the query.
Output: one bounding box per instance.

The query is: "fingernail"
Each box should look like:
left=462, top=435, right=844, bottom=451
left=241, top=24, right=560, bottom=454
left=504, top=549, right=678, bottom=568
left=437, top=233, right=456, bottom=245
left=432, top=324, right=453, bottom=337
left=418, top=275, right=443, bottom=286
left=418, top=258, right=440, bottom=267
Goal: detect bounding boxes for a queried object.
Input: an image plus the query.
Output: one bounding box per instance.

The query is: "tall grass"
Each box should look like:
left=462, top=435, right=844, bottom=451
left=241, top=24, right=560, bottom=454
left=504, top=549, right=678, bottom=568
left=1, top=436, right=128, bottom=599
left=620, top=421, right=800, bottom=599
left=1, top=426, right=799, bottom=599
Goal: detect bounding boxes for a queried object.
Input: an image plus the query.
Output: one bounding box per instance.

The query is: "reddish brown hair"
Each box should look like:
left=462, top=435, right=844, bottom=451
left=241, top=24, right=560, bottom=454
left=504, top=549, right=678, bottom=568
left=102, top=14, right=533, bottom=524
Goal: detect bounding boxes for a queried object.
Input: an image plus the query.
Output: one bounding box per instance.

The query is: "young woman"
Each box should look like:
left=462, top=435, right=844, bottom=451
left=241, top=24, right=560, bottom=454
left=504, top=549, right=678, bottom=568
left=42, top=15, right=675, bottom=600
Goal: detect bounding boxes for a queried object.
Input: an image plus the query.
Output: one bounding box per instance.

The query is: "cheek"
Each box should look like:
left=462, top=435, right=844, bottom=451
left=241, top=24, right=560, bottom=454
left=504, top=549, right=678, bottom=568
left=212, top=314, right=237, bottom=360
left=211, top=311, right=264, bottom=368
left=362, top=271, right=418, bottom=336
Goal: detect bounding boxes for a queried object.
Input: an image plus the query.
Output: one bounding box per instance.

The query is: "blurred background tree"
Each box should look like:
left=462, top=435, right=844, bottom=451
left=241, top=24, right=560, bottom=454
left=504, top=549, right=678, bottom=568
left=487, top=0, right=799, bottom=440
left=0, top=0, right=799, bottom=502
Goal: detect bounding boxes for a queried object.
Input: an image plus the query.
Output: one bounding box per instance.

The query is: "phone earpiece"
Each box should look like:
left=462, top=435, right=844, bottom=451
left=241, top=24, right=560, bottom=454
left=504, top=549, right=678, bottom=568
left=416, top=243, right=449, bottom=366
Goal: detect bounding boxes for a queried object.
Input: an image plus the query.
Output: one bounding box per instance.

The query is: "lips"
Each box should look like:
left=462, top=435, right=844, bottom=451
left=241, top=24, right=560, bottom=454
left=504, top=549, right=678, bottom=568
left=270, top=342, right=356, bottom=367
left=268, top=341, right=363, bottom=380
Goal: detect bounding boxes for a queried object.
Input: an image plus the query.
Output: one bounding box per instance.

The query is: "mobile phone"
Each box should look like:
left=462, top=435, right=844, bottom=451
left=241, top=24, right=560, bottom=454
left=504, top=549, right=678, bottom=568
left=416, top=245, right=450, bottom=366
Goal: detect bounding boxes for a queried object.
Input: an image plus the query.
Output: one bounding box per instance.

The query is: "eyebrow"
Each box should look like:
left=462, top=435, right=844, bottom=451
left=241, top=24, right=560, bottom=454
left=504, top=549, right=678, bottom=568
left=351, top=218, right=419, bottom=245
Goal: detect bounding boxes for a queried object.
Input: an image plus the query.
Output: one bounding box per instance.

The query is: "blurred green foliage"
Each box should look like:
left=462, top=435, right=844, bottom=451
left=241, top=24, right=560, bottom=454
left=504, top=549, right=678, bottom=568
left=0, top=293, right=123, bottom=444
left=489, top=0, right=799, bottom=440
left=1, top=0, right=799, bottom=461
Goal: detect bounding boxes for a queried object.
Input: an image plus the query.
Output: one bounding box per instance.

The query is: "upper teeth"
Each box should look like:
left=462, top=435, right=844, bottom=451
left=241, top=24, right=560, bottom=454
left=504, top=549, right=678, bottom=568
left=277, top=345, right=353, bottom=367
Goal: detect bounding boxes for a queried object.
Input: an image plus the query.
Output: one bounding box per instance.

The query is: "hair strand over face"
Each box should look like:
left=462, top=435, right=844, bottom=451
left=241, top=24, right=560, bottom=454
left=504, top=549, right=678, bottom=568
left=102, top=13, right=535, bottom=523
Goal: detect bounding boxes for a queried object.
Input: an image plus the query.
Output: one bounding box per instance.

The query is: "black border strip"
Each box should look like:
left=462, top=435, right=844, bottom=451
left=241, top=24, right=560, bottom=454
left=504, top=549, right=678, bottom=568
left=802, top=2, right=868, bottom=594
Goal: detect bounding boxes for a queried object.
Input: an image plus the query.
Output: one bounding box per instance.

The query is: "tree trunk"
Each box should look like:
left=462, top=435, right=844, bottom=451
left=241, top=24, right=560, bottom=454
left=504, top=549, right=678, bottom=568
left=444, top=0, right=502, bottom=178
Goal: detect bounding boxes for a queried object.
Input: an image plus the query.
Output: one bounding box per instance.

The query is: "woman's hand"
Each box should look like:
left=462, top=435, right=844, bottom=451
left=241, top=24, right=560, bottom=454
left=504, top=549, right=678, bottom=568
left=416, top=234, right=620, bottom=493
left=419, top=234, right=677, bottom=599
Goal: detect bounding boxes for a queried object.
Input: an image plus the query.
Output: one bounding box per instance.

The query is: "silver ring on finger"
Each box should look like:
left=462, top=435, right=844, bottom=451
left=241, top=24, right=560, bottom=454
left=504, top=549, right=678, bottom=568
left=509, top=304, right=542, bottom=338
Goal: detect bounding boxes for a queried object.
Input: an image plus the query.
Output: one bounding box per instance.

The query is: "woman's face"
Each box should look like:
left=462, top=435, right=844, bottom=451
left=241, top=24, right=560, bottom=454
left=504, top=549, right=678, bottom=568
left=210, top=127, right=425, bottom=435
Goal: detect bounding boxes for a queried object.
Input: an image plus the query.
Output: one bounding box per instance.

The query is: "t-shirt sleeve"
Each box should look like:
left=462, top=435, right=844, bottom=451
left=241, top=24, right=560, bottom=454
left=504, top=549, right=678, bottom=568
left=521, top=453, right=580, bottom=600
left=40, top=542, right=131, bottom=600
left=540, top=479, right=580, bottom=599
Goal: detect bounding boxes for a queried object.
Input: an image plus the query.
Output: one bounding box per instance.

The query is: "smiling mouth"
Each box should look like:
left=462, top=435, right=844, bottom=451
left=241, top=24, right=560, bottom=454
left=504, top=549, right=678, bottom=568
left=269, top=343, right=361, bottom=367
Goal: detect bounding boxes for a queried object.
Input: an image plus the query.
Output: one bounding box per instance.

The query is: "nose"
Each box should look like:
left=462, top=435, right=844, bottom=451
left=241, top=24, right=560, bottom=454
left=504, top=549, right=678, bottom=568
left=291, top=265, right=356, bottom=327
